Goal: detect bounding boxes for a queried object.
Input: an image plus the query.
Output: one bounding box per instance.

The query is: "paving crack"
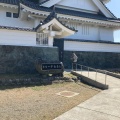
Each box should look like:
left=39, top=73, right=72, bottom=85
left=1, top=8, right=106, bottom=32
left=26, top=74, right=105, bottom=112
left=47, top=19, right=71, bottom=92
left=77, top=106, right=120, bottom=119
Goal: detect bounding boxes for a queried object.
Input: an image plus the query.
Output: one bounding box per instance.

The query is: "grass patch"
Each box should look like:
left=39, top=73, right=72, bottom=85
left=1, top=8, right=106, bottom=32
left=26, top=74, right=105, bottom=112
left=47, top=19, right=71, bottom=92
left=0, top=80, right=101, bottom=120
left=31, top=82, right=70, bottom=91
left=31, top=86, right=46, bottom=91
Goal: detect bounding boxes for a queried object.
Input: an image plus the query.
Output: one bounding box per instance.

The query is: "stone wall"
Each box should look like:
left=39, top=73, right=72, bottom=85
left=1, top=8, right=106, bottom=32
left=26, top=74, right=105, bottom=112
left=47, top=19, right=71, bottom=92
left=64, top=51, right=120, bottom=69
left=0, top=45, right=59, bottom=74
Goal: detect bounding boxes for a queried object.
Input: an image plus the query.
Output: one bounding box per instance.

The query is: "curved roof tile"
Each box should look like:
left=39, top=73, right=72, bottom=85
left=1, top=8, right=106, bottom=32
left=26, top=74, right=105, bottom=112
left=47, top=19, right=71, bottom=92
left=0, top=0, right=19, bottom=5
left=0, top=0, right=119, bottom=22
left=35, top=10, right=77, bottom=32
left=20, top=0, right=119, bottom=22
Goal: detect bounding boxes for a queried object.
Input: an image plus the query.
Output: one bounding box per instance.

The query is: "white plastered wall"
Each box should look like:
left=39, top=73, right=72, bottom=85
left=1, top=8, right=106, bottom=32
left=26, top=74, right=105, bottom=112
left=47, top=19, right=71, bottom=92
left=0, top=29, right=36, bottom=46
left=57, top=0, right=99, bottom=12
left=64, top=41, right=120, bottom=53
left=64, top=22, right=114, bottom=42
left=99, top=27, right=114, bottom=42
left=0, top=6, right=34, bottom=28
left=66, top=24, right=99, bottom=40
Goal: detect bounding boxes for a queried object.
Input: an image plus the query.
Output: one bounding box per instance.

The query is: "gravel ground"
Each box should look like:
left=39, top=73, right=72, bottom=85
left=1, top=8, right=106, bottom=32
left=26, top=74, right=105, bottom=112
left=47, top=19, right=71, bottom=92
left=0, top=75, right=101, bottom=120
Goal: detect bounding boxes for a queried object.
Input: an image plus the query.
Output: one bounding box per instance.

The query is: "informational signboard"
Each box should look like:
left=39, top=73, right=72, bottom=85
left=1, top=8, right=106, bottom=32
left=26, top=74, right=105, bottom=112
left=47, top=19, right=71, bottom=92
left=42, top=64, right=62, bottom=70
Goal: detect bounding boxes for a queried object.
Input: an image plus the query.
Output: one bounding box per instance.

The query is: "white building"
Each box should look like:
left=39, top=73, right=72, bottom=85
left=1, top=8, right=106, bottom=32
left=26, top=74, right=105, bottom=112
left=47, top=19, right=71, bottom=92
left=0, top=0, right=120, bottom=54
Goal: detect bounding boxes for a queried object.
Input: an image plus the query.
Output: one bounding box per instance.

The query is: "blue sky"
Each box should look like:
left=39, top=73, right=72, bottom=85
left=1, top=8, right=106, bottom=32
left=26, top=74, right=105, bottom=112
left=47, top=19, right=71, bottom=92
left=106, top=0, right=120, bottom=42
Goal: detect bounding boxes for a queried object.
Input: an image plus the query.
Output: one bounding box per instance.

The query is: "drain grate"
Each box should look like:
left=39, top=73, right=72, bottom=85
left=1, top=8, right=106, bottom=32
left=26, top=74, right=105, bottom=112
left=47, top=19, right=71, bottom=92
left=56, top=91, right=79, bottom=98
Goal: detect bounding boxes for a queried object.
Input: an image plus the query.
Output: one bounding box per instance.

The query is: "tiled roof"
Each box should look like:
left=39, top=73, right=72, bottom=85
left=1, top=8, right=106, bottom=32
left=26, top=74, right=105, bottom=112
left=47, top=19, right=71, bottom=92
left=35, top=10, right=77, bottom=32
left=21, top=0, right=52, bottom=12
left=36, top=0, right=116, bottom=19
left=0, top=0, right=19, bottom=5
left=20, top=0, right=119, bottom=22
left=0, top=25, right=34, bottom=31
left=55, top=8, right=117, bottom=21
left=0, top=0, right=119, bottom=22
left=39, top=0, right=50, bottom=5
left=100, top=0, right=116, bottom=18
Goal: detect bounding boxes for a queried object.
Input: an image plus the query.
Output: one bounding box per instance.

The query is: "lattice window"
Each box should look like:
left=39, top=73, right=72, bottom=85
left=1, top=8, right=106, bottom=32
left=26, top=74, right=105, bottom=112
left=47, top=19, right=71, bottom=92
left=36, top=33, right=48, bottom=46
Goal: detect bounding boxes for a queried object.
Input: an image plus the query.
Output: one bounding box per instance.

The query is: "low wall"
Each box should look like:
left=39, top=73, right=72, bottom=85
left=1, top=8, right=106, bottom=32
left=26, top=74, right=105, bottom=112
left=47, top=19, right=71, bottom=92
left=97, top=69, right=120, bottom=79
left=64, top=51, right=120, bottom=69
left=0, top=45, right=59, bottom=74
left=71, top=71, right=108, bottom=90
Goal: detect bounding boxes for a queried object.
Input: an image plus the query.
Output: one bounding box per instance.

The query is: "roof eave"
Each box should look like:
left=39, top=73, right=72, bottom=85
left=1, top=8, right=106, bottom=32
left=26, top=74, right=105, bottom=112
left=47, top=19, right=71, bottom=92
left=19, top=1, right=120, bottom=28
left=102, top=0, right=110, bottom=4
left=35, top=17, right=77, bottom=33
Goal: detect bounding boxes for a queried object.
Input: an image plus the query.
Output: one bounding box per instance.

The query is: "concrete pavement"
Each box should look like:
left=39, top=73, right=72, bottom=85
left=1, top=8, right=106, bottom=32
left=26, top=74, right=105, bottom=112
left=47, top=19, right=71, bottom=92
left=54, top=72, right=120, bottom=120
left=76, top=71, right=120, bottom=88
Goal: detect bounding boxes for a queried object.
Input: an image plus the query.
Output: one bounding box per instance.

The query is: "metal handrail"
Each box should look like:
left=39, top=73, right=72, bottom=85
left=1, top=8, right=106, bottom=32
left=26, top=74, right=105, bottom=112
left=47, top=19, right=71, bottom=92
left=72, top=63, right=107, bottom=85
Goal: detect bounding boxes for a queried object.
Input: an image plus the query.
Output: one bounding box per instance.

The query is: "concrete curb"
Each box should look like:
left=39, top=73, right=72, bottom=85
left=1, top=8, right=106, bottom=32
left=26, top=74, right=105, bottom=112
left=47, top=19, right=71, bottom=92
left=71, top=71, right=109, bottom=90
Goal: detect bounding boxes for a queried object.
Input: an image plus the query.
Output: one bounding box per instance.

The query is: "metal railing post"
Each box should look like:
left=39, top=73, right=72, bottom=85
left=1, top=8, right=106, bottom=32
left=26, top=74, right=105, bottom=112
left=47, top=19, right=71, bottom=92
left=76, top=64, right=77, bottom=71
left=81, top=65, right=82, bottom=75
left=72, top=63, right=73, bottom=70
left=95, top=70, right=97, bottom=81
left=88, top=67, right=89, bottom=77
left=72, top=64, right=108, bottom=86
left=105, top=71, right=107, bottom=85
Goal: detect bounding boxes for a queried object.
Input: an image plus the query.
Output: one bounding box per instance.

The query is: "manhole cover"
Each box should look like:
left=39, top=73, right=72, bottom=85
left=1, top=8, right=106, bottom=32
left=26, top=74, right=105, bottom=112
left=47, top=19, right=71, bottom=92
left=56, top=91, right=79, bottom=98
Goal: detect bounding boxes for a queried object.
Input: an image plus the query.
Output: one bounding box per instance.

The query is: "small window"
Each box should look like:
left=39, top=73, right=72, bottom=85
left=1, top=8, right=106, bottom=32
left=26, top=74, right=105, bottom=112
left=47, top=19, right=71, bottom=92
left=13, top=13, right=19, bottom=18
left=6, top=12, right=11, bottom=17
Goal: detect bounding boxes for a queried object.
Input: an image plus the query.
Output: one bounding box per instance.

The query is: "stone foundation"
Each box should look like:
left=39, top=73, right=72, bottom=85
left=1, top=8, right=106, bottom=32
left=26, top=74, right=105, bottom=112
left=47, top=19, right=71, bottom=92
left=0, top=45, right=59, bottom=74
left=64, top=51, right=120, bottom=69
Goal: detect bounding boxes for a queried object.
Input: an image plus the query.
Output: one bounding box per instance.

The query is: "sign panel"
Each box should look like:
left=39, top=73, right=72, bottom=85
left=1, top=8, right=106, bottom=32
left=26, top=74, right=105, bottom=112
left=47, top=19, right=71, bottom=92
left=42, top=64, right=62, bottom=70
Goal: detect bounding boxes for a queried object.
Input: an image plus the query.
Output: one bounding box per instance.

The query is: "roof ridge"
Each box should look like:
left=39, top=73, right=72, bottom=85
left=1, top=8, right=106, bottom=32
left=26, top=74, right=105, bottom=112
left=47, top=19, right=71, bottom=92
left=1, top=0, right=119, bottom=22
left=19, top=0, right=119, bottom=22
left=35, top=10, right=77, bottom=32
left=99, top=0, right=116, bottom=18
left=0, top=25, right=34, bottom=31
left=20, top=0, right=39, bottom=6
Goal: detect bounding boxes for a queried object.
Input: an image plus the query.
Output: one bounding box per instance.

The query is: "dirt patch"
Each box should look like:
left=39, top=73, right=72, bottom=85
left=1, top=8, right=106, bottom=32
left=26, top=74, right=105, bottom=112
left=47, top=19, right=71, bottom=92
left=0, top=81, right=101, bottom=120
left=56, top=91, right=79, bottom=98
